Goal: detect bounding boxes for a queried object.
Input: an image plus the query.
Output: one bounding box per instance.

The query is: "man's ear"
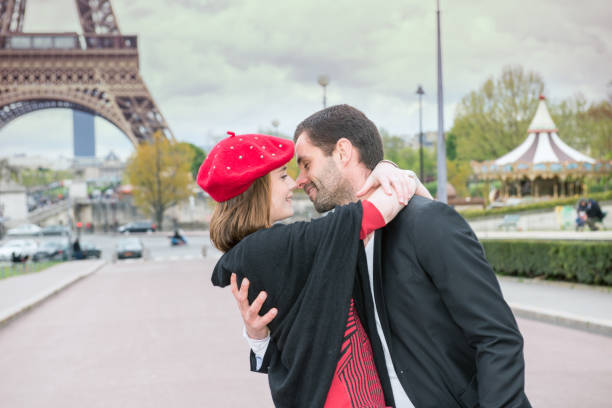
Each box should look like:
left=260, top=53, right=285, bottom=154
left=333, top=138, right=354, bottom=167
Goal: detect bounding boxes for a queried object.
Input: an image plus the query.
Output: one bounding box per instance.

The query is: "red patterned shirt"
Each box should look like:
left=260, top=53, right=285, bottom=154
left=324, top=299, right=389, bottom=408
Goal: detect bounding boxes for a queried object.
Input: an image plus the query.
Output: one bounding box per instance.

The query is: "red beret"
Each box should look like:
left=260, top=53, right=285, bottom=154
left=197, top=132, right=295, bottom=202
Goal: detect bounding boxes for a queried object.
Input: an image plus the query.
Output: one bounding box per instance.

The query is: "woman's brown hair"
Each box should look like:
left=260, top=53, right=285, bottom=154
left=209, top=174, right=271, bottom=252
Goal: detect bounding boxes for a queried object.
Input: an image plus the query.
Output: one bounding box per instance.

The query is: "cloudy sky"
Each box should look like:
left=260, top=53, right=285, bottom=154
left=1, top=0, right=610, bottom=159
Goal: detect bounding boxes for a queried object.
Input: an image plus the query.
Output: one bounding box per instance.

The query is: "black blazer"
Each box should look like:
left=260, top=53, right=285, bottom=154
left=364, top=196, right=531, bottom=408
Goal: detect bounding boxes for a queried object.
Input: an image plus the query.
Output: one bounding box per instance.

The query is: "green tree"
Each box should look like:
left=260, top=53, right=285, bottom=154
left=452, top=65, right=545, bottom=162
left=549, top=94, right=590, bottom=151
left=381, top=130, right=437, bottom=182
left=585, top=101, right=612, bottom=159
left=380, top=128, right=407, bottom=165
left=446, top=159, right=472, bottom=197
left=125, top=130, right=194, bottom=229
left=550, top=96, right=612, bottom=160
left=180, top=142, right=207, bottom=180
left=18, top=167, right=72, bottom=189
left=446, top=132, right=457, bottom=161
left=0, top=159, right=19, bottom=183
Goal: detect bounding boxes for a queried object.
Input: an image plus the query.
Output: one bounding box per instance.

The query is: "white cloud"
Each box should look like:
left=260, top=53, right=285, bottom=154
left=2, top=0, right=610, bottom=158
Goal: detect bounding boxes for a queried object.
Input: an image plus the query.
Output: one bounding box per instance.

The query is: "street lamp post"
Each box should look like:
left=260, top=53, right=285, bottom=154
left=271, top=119, right=279, bottom=136
left=435, top=0, right=448, bottom=203
left=416, top=85, right=425, bottom=182
left=317, top=75, right=329, bottom=109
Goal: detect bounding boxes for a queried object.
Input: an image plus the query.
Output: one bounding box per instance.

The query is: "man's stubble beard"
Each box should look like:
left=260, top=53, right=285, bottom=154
left=310, top=160, right=355, bottom=213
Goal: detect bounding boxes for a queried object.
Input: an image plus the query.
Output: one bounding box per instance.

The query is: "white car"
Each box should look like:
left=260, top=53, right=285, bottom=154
left=0, top=239, right=38, bottom=261
left=7, top=224, right=43, bottom=237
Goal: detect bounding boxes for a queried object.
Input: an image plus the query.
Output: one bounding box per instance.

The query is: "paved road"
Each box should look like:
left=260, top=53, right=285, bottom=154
left=1, top=260, right=611, bottom=407
left=0, top=232, right=222, bottom=264
left=519, top=318, right=612, bottom=407
left=77, top=232, right=221, bottom=262
left=0, top=259, right=272, bottom=407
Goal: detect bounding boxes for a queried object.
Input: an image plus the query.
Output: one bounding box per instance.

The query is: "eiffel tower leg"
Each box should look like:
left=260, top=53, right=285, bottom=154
left=0, top=0, right=26, bottom=33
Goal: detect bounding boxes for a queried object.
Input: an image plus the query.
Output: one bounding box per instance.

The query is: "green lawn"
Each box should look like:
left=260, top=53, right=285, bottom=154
left=0, top=261, right=62, bottom=280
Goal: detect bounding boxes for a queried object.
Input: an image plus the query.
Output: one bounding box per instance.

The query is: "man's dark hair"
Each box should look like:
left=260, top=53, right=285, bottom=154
left=293, top=104, right=384, bottom=170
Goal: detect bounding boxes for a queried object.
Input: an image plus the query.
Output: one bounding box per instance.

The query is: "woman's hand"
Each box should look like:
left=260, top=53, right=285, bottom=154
left=231, top=273, right=277, bottom=340
left=356, top=161, right=433, bottom=204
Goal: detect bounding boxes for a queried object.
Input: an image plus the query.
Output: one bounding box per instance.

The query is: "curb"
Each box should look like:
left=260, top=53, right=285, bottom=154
left=0, top=261, right=107, bottom=327
left=510, top=302, right=612, bottom=338
left=498, top=275, right=612, bottom=294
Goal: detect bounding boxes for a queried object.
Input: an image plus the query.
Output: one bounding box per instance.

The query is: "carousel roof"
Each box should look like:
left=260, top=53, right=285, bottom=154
left=494, top=96, right=595, bottom=165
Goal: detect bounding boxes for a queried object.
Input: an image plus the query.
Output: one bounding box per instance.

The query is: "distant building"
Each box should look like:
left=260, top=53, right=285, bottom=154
left=404, top=131, right=437, bottom=150
left=73, top=110, right=96, bottom=158
left=3, top=154, right=72, bottom=171
left=0, top=179, right=27, bottom=222
left=71, top=151, right=126, bottom=184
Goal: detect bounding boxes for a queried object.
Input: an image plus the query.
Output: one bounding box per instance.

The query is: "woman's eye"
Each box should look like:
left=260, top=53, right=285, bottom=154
left=281, top=175, right=287, bottom=179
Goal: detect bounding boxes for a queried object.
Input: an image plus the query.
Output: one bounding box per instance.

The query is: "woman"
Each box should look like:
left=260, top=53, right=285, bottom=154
left=198, top=132, right=420, bottom=407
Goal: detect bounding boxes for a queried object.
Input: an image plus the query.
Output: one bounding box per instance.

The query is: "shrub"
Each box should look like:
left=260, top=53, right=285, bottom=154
left=481, top=240, right=612, bottom=285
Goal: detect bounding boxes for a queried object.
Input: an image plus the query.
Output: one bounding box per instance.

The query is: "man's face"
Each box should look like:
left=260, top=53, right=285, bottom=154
left=295, top=132, right=354, bottom=213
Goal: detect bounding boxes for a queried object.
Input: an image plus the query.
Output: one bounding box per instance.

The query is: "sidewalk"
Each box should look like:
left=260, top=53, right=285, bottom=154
left=476, top=230, right=612, bottom=241
left=498, top=276, right=612, bottom=337
left=0, top=259, right=106, bottom=325
left=0, top=257, right=610, bottom=337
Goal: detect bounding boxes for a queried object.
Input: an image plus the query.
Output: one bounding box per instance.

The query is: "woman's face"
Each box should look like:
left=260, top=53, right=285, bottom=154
left=269, top=165, right=297, bottom=223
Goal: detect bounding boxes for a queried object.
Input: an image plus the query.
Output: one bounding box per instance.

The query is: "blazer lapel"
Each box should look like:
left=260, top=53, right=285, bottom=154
left=373, top=230, right=393, bottom=352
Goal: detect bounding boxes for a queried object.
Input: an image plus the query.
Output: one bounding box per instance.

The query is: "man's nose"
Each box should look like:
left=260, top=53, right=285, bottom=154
left=296, top=171, right=308, bottom=189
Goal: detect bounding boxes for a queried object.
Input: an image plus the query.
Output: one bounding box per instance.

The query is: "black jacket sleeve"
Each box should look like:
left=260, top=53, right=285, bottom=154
left=411, top=201, right=530, bottom=408
left=249, top=340, right=275, bottom=373
left=211, top=203, right=364, bottom=407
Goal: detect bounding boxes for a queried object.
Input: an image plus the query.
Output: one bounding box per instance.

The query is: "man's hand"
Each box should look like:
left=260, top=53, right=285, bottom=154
left=356, top=161, right=433, bottom=204
left=230, top=273, right=277, bottom=340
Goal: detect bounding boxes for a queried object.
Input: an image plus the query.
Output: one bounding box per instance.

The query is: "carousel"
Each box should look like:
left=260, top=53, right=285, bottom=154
left=472, top=96, right=611, bottom=199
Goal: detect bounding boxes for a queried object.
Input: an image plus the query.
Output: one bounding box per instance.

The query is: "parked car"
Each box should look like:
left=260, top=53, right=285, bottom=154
left=0, top=239, right=38, bottom=261
left=7, top=224, right=43, bottom=237
left=115, top=238, right=144, bottom=260
left=72, top=241, right=102, bottom=260
left=41, top=225, right=71, bottom=236
left=33, top=240, right=71, bottom=261
left=117, top=221, right=156, bottom=234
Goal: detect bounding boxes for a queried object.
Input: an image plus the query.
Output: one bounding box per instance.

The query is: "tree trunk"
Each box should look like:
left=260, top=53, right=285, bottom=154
left=155, top=207, right=164, bottom=231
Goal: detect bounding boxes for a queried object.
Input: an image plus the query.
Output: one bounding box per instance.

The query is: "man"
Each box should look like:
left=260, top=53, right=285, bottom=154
left=233, top=105, right=531, bottom=407
left=577, top=198, right=606, bottom=231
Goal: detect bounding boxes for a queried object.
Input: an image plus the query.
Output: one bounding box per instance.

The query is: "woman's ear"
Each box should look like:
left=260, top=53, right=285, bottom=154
left=334, top=138, right=353, bottom=166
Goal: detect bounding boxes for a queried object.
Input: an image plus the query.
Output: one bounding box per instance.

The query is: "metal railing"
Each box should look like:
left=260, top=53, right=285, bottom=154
left=0, top=260, right=57, bottom=279
left=0, top=33, right=137, bottom=50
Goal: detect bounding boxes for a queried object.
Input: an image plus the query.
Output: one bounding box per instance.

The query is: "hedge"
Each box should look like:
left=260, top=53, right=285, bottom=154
left=460, top=190, right=612, bottom=220
left=481, top=240, right=612, bottom=286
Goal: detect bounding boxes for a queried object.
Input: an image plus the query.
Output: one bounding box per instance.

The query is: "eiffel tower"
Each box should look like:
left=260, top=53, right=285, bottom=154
left=0, top=0, right=173, bottom=145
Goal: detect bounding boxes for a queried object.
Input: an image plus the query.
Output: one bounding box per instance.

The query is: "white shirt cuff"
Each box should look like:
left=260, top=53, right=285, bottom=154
left=242, top=326, right=270, bottom=368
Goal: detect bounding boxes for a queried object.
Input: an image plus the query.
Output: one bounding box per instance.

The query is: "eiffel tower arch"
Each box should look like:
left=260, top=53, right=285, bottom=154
left=0, top=0, right=173, bottom=145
